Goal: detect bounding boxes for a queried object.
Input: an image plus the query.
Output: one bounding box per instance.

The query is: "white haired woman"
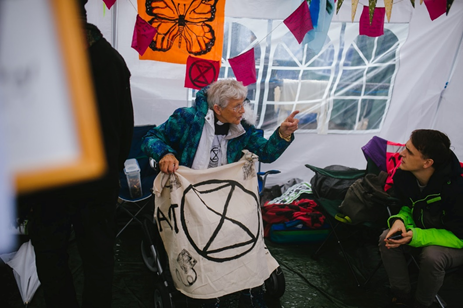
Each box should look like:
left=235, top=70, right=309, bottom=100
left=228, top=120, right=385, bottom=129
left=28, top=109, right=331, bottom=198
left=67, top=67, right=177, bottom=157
left=142, top=79, right=299, bottom=174
left=142, top=79, right=299, bottom=307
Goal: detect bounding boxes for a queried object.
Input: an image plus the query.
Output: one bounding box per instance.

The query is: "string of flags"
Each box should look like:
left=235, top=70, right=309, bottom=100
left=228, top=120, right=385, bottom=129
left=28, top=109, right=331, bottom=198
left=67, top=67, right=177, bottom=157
left=103, top=0, right=455, bottom=90
left=336, top=0, right=454, bottom=23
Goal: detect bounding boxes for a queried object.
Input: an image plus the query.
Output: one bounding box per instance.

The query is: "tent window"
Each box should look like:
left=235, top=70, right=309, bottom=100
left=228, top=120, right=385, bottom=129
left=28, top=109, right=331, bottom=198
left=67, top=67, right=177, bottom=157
left=188, top=19, right=408, bottom=134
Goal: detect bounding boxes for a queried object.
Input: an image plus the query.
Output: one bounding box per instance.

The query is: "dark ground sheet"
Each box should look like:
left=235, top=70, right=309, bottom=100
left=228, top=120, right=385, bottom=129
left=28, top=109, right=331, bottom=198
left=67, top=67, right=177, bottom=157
left=1, top=221, right=462, bottom=308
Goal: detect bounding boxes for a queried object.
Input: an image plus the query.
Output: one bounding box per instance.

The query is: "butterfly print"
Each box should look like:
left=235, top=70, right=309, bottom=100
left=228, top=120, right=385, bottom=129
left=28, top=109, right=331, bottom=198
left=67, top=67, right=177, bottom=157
left=145, top=0, right=218, bottom=55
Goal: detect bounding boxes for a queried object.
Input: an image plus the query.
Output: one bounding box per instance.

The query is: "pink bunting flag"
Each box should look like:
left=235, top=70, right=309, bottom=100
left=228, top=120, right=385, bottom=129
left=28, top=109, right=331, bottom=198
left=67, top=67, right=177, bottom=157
left=185, top=56, right=220, bottom=90
left=284, top=1, right=313, bottom=44
left=359, top=6, right=385, bottom=37
left=131, top=15, right=157, bottom=56
left=424, top=0, right=447, bottom=20
left=103, top=0, right=116, bottom=10
left=228, top=49, right=257, bottom=86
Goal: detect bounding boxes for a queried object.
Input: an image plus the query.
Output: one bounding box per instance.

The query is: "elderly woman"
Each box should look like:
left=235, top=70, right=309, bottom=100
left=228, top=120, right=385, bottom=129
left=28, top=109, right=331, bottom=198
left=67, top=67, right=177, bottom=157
left=142, top=79, right=299, bottom=174
left=141, top=79, right=298, bottom=307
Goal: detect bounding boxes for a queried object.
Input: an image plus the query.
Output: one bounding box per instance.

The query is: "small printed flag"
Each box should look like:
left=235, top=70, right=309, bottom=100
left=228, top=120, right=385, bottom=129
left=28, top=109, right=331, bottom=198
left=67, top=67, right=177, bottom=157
left=307, top=0, right=335, bottom=54
left=229, top=48, right=257, bottom=86
left=384, top=0, right=393, bottom=22
left=103, top=0, right=116, bottom=10
left=368, top=0, right=378, bottom=24
left=131, top=15, right=157, bottom=56
left=185, top=56, right=220, bottom=90
left=352, top=0, right=359, bottom=21
left=336, top=0, right=344, bottom=14
left=424, top=0, right=447, bottom=20
left=283, top=1, right=313, bottom=44
left=360, top=6, right=385, bottom=37
left=310, top=0, right=321, bottom=27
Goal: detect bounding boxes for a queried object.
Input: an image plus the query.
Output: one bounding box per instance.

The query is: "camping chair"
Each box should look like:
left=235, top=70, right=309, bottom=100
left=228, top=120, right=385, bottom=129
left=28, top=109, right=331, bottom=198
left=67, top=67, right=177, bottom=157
left=307, top=136, right=404, bottom=287
left=306, top=164, right=370, bottom=287
left=116, top=125, right=158, bottom=238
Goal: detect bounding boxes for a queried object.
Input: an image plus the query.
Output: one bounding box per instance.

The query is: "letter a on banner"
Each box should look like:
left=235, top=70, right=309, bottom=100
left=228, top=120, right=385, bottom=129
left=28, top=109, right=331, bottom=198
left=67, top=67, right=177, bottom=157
left=137, top=0, right=226, bottom=65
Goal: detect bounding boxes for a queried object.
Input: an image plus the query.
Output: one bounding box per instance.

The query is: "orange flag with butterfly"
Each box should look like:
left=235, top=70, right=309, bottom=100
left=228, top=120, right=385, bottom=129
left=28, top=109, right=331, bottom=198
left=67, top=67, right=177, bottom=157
left=137, top=0, right=226, bottom=65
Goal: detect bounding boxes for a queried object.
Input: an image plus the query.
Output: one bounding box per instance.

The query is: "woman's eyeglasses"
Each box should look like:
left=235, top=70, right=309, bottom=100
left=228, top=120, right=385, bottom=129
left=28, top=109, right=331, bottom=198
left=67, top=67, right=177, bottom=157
left=231, top=98, right=250, bottom=112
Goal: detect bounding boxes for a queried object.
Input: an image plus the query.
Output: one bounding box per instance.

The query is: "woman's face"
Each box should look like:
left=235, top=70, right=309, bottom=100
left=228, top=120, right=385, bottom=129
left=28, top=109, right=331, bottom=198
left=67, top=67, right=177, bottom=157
left=213, top=98, right=246, bottom=125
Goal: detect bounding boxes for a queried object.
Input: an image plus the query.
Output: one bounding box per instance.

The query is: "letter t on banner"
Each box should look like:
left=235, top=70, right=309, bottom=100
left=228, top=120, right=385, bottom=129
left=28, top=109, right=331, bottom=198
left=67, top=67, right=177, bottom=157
left=228, top=49, right=256, bottom=86
left=103, top=0, right=116, bottom=10
left=284, top=1, right=313, bottom=44
left=131, top=15, right=157, bottom=56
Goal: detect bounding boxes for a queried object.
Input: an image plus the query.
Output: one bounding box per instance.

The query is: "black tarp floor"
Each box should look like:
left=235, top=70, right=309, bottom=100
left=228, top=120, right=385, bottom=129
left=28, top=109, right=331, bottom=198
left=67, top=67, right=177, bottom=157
left=1, top=219, right=462, bottom=308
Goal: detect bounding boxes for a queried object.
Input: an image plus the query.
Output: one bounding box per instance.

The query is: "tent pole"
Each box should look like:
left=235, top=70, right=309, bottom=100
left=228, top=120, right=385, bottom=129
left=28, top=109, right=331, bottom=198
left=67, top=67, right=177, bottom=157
left=431, top=30, right=463, bottom=128
left=111, top=1, right=118, bottom=49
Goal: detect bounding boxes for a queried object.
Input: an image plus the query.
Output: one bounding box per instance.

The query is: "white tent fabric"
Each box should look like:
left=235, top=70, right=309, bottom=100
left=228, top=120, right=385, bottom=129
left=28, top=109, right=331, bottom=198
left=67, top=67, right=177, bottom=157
left=86, top=0, right=463, bottom=186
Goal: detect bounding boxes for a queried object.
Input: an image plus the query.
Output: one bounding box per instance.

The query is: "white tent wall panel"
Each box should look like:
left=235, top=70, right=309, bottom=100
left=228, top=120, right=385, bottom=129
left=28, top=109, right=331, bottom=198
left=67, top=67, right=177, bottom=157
left=433, top=40, right=463, bottom=163
left=85, top=0, right=463, bottom=187
left=262, top=1, right=463, bottom=186
left=381, top=2, right=463, bottom=166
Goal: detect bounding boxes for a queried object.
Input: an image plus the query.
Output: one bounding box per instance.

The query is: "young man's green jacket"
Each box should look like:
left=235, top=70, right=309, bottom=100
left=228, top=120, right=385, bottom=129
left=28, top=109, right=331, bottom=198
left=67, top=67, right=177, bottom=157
left=388, top=151, right=463, bottom=249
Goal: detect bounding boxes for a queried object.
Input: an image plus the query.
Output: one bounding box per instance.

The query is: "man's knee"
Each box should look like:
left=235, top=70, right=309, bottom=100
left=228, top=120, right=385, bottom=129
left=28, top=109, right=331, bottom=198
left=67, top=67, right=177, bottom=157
left=420, top=247, right=446, bottom=272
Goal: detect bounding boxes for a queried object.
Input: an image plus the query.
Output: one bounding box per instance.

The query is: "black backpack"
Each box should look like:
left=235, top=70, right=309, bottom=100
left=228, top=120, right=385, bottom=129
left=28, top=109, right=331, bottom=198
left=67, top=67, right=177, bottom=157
left=337, top=171, right=400, bottom=225
left=307, top=164, right=365, bottom=201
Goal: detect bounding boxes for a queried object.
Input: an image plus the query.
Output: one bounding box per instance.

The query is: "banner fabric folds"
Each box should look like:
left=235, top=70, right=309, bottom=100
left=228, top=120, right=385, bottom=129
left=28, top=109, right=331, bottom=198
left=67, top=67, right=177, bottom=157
left=153, top=151, right=278, bottom=299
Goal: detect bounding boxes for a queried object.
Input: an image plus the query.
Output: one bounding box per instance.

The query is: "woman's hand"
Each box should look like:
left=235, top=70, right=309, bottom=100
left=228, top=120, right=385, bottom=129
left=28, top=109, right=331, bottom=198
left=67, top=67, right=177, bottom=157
left=159, top=153, right=179, bottom=174
left=279, top=110, right=300, bottom=139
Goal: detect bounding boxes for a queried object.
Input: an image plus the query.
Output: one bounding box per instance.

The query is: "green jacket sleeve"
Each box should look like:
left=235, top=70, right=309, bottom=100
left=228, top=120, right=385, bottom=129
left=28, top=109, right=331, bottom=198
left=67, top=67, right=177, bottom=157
left=409, top=228, right=463, bottom=248
left=242, top=127, right=293, bottom=163
left=388, top=206, right=463, bottom=249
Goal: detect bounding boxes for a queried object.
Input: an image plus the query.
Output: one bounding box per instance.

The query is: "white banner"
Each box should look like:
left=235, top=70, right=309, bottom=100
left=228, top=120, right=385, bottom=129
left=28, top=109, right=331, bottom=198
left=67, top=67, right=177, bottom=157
left=153, top=151, right=278, bottom=299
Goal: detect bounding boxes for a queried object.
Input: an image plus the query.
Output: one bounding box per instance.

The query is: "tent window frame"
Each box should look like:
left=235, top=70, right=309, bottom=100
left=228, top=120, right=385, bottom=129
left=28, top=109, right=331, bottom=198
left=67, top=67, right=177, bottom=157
left=188, top=18, right=408, bottom=135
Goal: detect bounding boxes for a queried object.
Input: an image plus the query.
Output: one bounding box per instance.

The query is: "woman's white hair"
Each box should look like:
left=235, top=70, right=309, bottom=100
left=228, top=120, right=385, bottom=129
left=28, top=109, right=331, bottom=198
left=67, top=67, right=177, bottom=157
left=242, top=103, right=257, bottom=125
left=206, top=79, right=247, bottom=108
left=206, top=79, right=256, bottom=125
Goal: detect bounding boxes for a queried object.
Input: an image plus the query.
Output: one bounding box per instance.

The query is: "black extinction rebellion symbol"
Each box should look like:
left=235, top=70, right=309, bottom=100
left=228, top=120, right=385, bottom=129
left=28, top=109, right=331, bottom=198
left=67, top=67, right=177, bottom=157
left=180, top=179, right=260, bottom=263
left=188, top=59, right=217, bottom=89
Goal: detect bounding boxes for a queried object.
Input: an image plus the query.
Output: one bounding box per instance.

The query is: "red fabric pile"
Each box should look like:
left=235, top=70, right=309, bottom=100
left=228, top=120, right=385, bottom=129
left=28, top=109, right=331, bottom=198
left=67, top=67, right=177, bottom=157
left=261, top=198, right=325, bottom=237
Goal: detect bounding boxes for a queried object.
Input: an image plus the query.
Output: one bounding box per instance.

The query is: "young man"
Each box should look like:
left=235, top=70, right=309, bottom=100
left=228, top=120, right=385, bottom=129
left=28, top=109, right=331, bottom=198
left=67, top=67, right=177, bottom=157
left=379, top=129, right=463, bottom=308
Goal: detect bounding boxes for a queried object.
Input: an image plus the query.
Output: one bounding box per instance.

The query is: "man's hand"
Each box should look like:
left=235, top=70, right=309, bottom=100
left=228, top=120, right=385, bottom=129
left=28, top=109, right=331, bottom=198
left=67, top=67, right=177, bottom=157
left=159, top=153, right=179, bottom=174
left=279, top=110, right=300, bottom=139
left=385, top=219, right=412, bottom=248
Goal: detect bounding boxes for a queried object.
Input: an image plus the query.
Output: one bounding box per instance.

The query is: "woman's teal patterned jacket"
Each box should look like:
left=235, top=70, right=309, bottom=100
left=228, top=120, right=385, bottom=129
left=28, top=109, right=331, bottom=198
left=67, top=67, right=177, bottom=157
left=141, top=87, right=294, bottom=167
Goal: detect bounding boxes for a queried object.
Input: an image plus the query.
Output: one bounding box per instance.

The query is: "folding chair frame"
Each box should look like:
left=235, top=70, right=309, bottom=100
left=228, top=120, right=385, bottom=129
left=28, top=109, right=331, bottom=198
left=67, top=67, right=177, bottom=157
left=116, top=195, right=154, bottom=238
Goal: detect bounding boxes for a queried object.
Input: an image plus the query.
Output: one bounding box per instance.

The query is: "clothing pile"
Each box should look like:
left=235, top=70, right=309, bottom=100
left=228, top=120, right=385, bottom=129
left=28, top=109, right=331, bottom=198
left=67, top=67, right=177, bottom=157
left=261, top=182, right=329, bottom=244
